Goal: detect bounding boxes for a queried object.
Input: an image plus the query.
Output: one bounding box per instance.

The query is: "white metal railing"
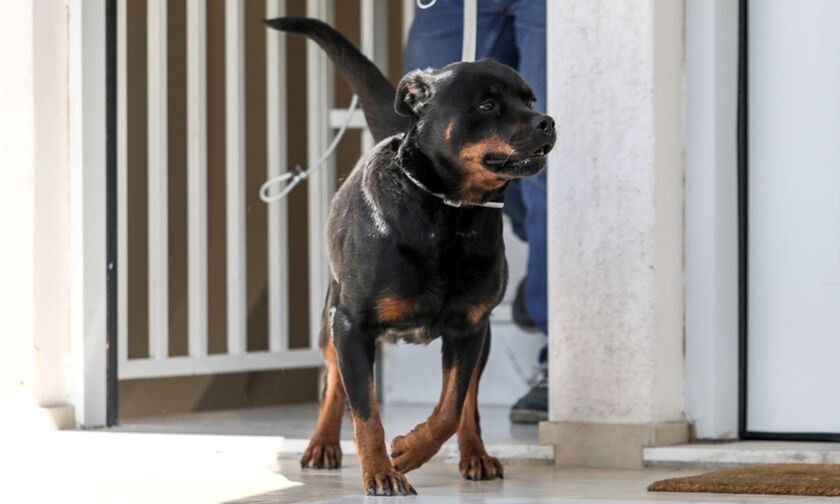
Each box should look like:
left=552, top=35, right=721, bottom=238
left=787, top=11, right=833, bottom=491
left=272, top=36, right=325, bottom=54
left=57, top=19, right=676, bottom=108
left=118, top=0, right=403, bottom=380
left=186, top=0, right=208, bottom=358
left=266, top=0, right=290, bottom=353
left=147, top=0, right=169, bottom=360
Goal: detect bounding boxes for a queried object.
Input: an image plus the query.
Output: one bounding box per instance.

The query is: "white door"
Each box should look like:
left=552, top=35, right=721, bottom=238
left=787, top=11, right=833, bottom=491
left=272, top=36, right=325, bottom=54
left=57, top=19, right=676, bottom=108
left=747, top=0, right=840, bottom=435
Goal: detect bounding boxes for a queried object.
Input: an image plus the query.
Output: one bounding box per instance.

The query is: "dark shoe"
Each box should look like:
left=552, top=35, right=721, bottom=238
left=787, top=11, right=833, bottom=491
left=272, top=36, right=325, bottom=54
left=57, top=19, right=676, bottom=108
left=510, top=373, right=548, bottom=424
left=512, top=279, right=539, bottom=332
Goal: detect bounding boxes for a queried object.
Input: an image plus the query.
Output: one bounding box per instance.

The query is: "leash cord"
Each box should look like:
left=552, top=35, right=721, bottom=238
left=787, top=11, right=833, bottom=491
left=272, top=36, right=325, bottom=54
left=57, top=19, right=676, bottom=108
left=259, top=94, right=359, bottom=203
left=262, top=0, right=476, bottom=203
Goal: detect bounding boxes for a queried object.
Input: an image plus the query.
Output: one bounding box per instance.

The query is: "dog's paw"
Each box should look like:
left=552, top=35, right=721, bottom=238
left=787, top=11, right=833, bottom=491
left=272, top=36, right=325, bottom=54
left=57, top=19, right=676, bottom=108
left=300, top=440, right=342, bottom=469
left=459, top=453, right=504, bottom=480
left=390, top=432, right=440, bottom=474
left=362, top=469, right=417, bottom=496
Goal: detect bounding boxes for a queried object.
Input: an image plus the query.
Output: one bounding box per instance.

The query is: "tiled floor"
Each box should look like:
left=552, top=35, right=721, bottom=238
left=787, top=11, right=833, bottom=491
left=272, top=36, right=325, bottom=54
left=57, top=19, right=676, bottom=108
left=4, top=429, right=831, bottom=503
left=239, top=457, right=833, bottom=504
left=115, top=402, right=539, bottom=444
left=114, top=403, right=553, bottom=462
left=100, top=404, right=840, bottom=502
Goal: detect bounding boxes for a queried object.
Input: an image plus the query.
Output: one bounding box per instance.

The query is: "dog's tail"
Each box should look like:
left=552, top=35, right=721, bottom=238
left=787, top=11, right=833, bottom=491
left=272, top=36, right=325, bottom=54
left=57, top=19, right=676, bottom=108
left=264, top=17, right=409, bottom=142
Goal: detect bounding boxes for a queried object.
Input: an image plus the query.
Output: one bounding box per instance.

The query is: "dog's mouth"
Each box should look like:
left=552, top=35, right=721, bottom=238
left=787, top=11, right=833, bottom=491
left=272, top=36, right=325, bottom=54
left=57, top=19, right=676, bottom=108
left=482, top=143, right=553, bottom=176
left=528, top=144, right=553, bottom=158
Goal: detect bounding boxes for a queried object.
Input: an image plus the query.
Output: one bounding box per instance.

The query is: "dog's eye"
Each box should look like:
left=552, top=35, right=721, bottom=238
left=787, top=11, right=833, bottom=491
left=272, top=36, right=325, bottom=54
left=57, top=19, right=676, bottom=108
left=528, top=98, right=536, bottom=110
left=478, top=100, right=496, bottom=112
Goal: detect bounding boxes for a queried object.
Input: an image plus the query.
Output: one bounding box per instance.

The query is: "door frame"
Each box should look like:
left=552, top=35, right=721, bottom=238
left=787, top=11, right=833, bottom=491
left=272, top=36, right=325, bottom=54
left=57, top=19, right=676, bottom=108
left=737, top=0, right=840, bottom=443
left=683, top=0, right=740, bottom=441
left=69, top=0, right=114, bottom=428
left=686, top=0, right=840, bottom=443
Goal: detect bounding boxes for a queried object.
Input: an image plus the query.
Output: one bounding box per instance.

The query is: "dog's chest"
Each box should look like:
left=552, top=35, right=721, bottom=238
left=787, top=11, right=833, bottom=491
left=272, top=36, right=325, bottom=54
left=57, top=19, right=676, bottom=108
left=378, top=229, right=506, bottom=342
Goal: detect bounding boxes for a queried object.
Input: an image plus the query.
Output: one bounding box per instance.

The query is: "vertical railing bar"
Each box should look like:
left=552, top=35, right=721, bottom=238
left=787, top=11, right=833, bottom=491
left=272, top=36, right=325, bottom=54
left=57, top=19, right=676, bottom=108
left=117, top=0, right=128, bottom=366
left=360, top=0, right=375, bottom=153
left=266, top=0, right=289, bottom=353
left=225, top=0, right=247, bottom=355
left=359, top=0, right=388, bottom=153
left=187, top=0, right=208, bottom=358
left=306, top=0, right=334, bottom=350
left=402, top=0, right=415, bottom=45
left=373, top=2, right=389, bottom=73
left=147, top=0, right=169, bottom=360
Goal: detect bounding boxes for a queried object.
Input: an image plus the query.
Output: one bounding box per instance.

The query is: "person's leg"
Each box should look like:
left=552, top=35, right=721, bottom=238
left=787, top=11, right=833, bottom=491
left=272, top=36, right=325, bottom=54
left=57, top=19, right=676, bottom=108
left=508, top=0, right=549, bottom=424
left=403, top=0, right=517, bottom=73
left=510, top=0, right=548, bottom=336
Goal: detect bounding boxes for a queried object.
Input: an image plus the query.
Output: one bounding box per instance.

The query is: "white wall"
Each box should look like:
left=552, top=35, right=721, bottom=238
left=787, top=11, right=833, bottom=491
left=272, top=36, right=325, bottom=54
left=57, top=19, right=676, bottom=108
left=0, top=0, right=79, bottom=429
left=0, top=0, right=37, bottom=414
left=0, top=0, right=76, bottom=429
left=546, top=0, right=685, bottom=425
left=33, top=0, right=74, bottom=409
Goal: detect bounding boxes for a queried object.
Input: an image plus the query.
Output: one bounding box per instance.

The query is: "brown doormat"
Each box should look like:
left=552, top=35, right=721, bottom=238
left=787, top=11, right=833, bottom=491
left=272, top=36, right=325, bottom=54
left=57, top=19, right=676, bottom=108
left=648, top=464, right=840, bottom=497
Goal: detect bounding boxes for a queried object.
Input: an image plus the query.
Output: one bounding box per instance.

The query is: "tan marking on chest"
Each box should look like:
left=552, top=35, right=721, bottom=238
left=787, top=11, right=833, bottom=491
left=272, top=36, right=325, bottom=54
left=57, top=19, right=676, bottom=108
left=376, top=294, right=422, bottom=323
left=466, top=302, right=493, bottom=325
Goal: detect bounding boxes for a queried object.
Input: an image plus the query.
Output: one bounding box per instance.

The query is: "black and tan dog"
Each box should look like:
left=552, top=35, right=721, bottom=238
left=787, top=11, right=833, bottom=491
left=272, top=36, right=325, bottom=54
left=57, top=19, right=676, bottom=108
left=265, top=17, right=555, bottom=496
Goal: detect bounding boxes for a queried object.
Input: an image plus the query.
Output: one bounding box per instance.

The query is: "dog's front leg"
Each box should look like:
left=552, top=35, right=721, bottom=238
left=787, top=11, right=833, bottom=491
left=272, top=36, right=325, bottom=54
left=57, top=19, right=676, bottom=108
left=333, top=306, right=415, bottom=496
left=390, top=324, right=487, bottom=474
left=457, top=325, right=503, bottom=480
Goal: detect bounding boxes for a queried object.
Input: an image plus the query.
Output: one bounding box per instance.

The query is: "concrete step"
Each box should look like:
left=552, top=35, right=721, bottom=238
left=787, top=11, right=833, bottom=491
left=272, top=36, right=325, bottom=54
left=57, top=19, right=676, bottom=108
left=644, top=441, right=840, bottom=469
left=276, top=438, right=555, bottom=465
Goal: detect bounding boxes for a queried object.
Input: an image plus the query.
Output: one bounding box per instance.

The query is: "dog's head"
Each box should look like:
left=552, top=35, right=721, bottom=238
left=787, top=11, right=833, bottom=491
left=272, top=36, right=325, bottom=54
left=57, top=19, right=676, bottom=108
left=396, top=59, right=555, bottom=201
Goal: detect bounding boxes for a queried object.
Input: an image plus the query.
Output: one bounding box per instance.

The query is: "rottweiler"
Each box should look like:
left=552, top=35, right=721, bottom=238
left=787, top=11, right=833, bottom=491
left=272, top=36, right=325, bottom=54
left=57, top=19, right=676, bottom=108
left=265, top=17, right=555, bottom=497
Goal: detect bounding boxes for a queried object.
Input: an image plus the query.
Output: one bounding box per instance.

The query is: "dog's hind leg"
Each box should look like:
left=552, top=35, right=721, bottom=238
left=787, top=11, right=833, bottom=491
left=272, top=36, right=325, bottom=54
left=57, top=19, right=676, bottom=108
left=300, top=284, right=344, bottom=469
left=390, top=324, right=488, bottom=474
left=456, top=326, right=503, bottom=480
left=300, top=338, right=345, bottom=469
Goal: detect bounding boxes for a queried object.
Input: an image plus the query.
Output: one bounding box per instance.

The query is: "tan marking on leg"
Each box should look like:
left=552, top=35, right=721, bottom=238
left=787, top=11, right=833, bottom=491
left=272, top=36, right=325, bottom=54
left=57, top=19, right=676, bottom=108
left=301, top=339, right=345, bottom=469
left=352, top=379, right=414, bottom=495
left=375, top=293, right=421, bottom=323
left=457, top=363, right=504, bottom=480
left=391, top=365, right=460, bottom=473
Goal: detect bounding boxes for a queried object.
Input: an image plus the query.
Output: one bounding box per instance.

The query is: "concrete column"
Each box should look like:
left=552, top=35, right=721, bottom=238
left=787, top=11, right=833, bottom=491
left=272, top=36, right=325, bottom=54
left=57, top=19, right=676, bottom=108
left=541, top=0, right=688, bottom=468
left=0, top=0, right=75, bottom=430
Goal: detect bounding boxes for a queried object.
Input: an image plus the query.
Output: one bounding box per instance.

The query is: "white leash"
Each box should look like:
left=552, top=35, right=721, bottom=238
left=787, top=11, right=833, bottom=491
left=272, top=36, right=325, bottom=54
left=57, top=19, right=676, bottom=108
left=259, top=94, right=359, bottom=203
left=461, top=0, right=477, bottom=62
left=260, top=0, right=478, bottom=203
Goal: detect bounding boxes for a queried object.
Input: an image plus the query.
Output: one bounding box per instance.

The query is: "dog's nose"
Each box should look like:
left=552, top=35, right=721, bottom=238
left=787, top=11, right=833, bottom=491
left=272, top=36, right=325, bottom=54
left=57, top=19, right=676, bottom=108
left=533, top=114, right=555, bottom=135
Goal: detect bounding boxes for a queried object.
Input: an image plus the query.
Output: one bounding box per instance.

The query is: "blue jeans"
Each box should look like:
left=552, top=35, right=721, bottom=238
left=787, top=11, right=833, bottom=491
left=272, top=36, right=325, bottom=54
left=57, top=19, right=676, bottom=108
left=404, top=0, right=548, bottom=337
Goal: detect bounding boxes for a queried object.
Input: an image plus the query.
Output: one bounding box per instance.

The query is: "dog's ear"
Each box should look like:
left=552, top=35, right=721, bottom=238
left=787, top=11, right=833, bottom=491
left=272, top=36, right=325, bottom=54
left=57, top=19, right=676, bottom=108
left=395, top=69, right=435, bottom=117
